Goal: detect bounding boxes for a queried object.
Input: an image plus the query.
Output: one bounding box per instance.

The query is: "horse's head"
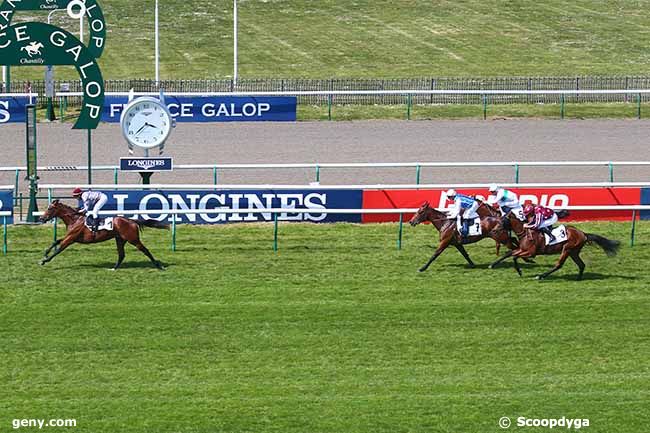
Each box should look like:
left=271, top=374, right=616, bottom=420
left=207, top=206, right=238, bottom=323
left=39, top=199, right=63, bottom=223
left=409, top=201, right=434, bottom=226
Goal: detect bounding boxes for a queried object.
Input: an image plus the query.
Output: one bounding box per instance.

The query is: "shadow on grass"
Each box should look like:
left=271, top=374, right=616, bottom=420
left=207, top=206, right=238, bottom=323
left=62, top=261, right=172, bottom=270
left=548, top=272, right=637, bottom=282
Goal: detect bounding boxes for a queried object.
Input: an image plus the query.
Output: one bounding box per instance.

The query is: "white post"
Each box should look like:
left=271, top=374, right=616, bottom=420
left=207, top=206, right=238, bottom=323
left=1, top=66, right=5, bottom=91
left=155, top=0, right=160, bottom=85
left=233, top=0, right=238, bottom=87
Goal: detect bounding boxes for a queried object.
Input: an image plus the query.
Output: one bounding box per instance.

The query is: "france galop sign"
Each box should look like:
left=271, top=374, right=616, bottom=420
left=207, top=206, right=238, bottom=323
left=0, top=0, right=106, bottom=129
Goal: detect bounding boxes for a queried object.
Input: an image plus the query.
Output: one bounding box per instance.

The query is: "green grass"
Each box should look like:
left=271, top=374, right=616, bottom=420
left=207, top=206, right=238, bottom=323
left=9, top=0, right=650, bottom=80
left=2, top=221, right=649, bottom=432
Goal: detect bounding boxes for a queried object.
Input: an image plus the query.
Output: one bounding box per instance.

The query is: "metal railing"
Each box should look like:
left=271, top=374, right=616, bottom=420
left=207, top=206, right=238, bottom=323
left=2, top=204, right=646, bottom=256
left=4, top=161, right=650, bottom=196
left=12, top=75, right=650, bottom=105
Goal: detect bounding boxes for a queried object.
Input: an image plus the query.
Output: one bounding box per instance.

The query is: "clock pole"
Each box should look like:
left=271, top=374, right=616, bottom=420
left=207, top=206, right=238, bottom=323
left=87, top=129, right=92, bottom=184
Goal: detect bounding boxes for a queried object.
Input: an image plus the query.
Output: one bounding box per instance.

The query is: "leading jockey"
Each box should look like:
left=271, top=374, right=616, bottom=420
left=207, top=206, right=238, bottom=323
left=446, top=189, right=479, bottom=241
left=73, top=188, right=108, bottom=233
left=523, top=203, right=558, bottom=242
left=488, top=184, right=524, bottom=220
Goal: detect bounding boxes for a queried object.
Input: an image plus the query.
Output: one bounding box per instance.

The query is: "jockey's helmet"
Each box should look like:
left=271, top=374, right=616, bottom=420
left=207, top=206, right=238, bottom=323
left=72, top=187, right=83, bottom=197
left=488, top=184, right=499, bottom=193
left=446, top=188, right=457, bottom=198
left=523, top=203, right=535, bottom=216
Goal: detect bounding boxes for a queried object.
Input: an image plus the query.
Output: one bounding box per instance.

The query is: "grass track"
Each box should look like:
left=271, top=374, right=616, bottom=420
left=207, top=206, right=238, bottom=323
left=10, top=0, right=650, bottom=80
left=1, top=221, right=650, bottom=432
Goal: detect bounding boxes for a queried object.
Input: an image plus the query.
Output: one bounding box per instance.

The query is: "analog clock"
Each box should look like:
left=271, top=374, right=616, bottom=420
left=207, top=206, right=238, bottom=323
left=120, top=96, right=173, bottom=150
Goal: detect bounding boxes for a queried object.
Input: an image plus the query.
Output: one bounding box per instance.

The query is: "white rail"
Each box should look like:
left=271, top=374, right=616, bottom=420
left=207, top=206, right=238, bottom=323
left=2, top=160, right=650, bottom=173
left=36, top=182, right=650, bottom=190
left=0, top=185, right=13, bottom=190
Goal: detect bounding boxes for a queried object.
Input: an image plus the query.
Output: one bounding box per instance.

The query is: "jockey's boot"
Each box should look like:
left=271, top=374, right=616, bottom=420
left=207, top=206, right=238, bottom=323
left=91, top=217, right=99, bottom=238
left=542, top=226, right=555, bottom=242
left=461, top=219, right=470, bottom=242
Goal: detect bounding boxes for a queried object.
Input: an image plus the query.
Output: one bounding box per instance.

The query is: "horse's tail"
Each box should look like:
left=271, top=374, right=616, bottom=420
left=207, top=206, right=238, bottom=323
left=556, top=210, right=570, bottom=219
left=586, top=233, right=620, bottom=257
left=137, top=219, right=170, bottom=231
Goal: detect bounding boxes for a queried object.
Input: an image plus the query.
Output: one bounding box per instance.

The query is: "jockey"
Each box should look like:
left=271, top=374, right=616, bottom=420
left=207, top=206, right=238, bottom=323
left=488, top=184, right=523, bottom=219
left=446, top=189, right=479, bottom=240
left=523, top=203, right=558, bottom=242
left=72, top=188, right=108, bottom=233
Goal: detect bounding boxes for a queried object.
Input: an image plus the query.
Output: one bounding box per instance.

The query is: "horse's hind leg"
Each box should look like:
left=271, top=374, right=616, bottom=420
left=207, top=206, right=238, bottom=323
left=454, top=244, right=475, bottom=268
left=537, top=249, right=570, bottom=280
left=128, top=239, right=164, bottom=270
left=569, top=251, right=586, bottom=281
left=113, top=237, right=127, bottom=270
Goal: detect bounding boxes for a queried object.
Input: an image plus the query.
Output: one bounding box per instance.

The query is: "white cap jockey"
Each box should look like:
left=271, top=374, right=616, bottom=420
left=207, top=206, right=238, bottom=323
left=446, top=188, right=457, bottom=198
left=488, top=184, right=499, bottom=194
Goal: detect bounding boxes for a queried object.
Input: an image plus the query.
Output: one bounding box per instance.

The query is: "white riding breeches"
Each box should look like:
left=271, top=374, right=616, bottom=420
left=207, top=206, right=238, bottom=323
left=90, top=195, right=108, bottom=219
left=539, top=213, right=558, bottom=229
left=462, top=201, right=479, bottom=219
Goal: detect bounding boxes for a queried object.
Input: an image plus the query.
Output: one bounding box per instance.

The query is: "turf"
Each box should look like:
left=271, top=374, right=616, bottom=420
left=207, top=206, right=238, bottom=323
left=9, top=0, right=650, bottom=80
left=1, top=221, right=649, bottom=432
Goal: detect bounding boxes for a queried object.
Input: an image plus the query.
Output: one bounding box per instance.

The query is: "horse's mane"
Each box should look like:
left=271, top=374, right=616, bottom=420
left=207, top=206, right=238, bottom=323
left=55, top=201, right=78, bottom=214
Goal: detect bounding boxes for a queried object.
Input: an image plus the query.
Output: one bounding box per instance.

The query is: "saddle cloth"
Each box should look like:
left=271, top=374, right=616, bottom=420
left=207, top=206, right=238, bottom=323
left=544, top=225, right=568, bottom=246
left=85, top=217, right=113, bottom=231
left=456, top=217, right=482, bottom=236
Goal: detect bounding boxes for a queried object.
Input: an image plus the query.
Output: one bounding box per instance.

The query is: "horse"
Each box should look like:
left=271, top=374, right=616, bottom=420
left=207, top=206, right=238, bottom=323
left=475, top=198, right=506, bottom=256
left=493, top=210, right=620, bottom=280
left=409, top=201, right=523, bottom=275
left=38, top=199, right=168, bottom=270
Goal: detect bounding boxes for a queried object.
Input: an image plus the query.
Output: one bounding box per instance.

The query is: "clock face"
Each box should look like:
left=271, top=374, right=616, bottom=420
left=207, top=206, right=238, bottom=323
left=121, top=98, right=172, bottom=149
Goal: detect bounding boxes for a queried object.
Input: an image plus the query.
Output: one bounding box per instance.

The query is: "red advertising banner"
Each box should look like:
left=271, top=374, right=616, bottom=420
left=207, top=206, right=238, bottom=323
left=361, top=187, right=641, bottom=223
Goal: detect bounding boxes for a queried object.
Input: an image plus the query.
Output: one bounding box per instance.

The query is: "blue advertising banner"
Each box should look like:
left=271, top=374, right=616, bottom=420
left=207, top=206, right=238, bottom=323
left=0, top=96, right=35, bottom=124
left=102, top=96, right=297, bottom=123
left=98, top=189, right=362, bottom=224
left=120, top=157, right=173, bottom=172
left=641, top=188, right=650, bottom=220
left=0, top=191, right=14, bottom=224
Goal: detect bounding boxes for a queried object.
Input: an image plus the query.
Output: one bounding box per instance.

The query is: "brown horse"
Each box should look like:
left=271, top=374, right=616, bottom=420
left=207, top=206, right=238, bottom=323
left=409, top=201, right=523, bottom=275
left=38, top=199, right=168, bottom=270
left=475, top=198, right=506, bottom=256
left=494, top=211, right=620, bottom=280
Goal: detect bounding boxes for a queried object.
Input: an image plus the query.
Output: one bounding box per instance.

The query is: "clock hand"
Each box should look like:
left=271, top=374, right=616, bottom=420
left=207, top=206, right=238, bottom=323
left=134, top=123, right=148, bottom=136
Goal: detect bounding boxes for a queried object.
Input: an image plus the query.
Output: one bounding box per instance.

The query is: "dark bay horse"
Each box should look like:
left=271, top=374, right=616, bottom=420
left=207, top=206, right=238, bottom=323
left=38, top=200, right=168, bottom=270
left=493, top=211, right=620, bottom=280
left=409, top=202, right=522, bottom=275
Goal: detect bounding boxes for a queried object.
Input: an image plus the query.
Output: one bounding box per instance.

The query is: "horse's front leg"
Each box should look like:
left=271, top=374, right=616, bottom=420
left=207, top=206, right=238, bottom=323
left=43, top=239, right=62, bottom=258
left=40, top=236, right=74, bottom=265
left=489, top=249, right=513, bottom=269
left=419, top=238, right=452, bottom=272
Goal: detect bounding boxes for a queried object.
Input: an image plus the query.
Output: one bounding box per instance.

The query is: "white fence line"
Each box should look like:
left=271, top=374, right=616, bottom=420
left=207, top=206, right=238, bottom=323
left=0, top=185, right=13, bottom=190
left=35, top=181, right=650, bottom=190
left=2, top=160, right=650, bottom=173
left=28, top=205, right=650, bottom=218
left=55, top=90, right=650, bottom=97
